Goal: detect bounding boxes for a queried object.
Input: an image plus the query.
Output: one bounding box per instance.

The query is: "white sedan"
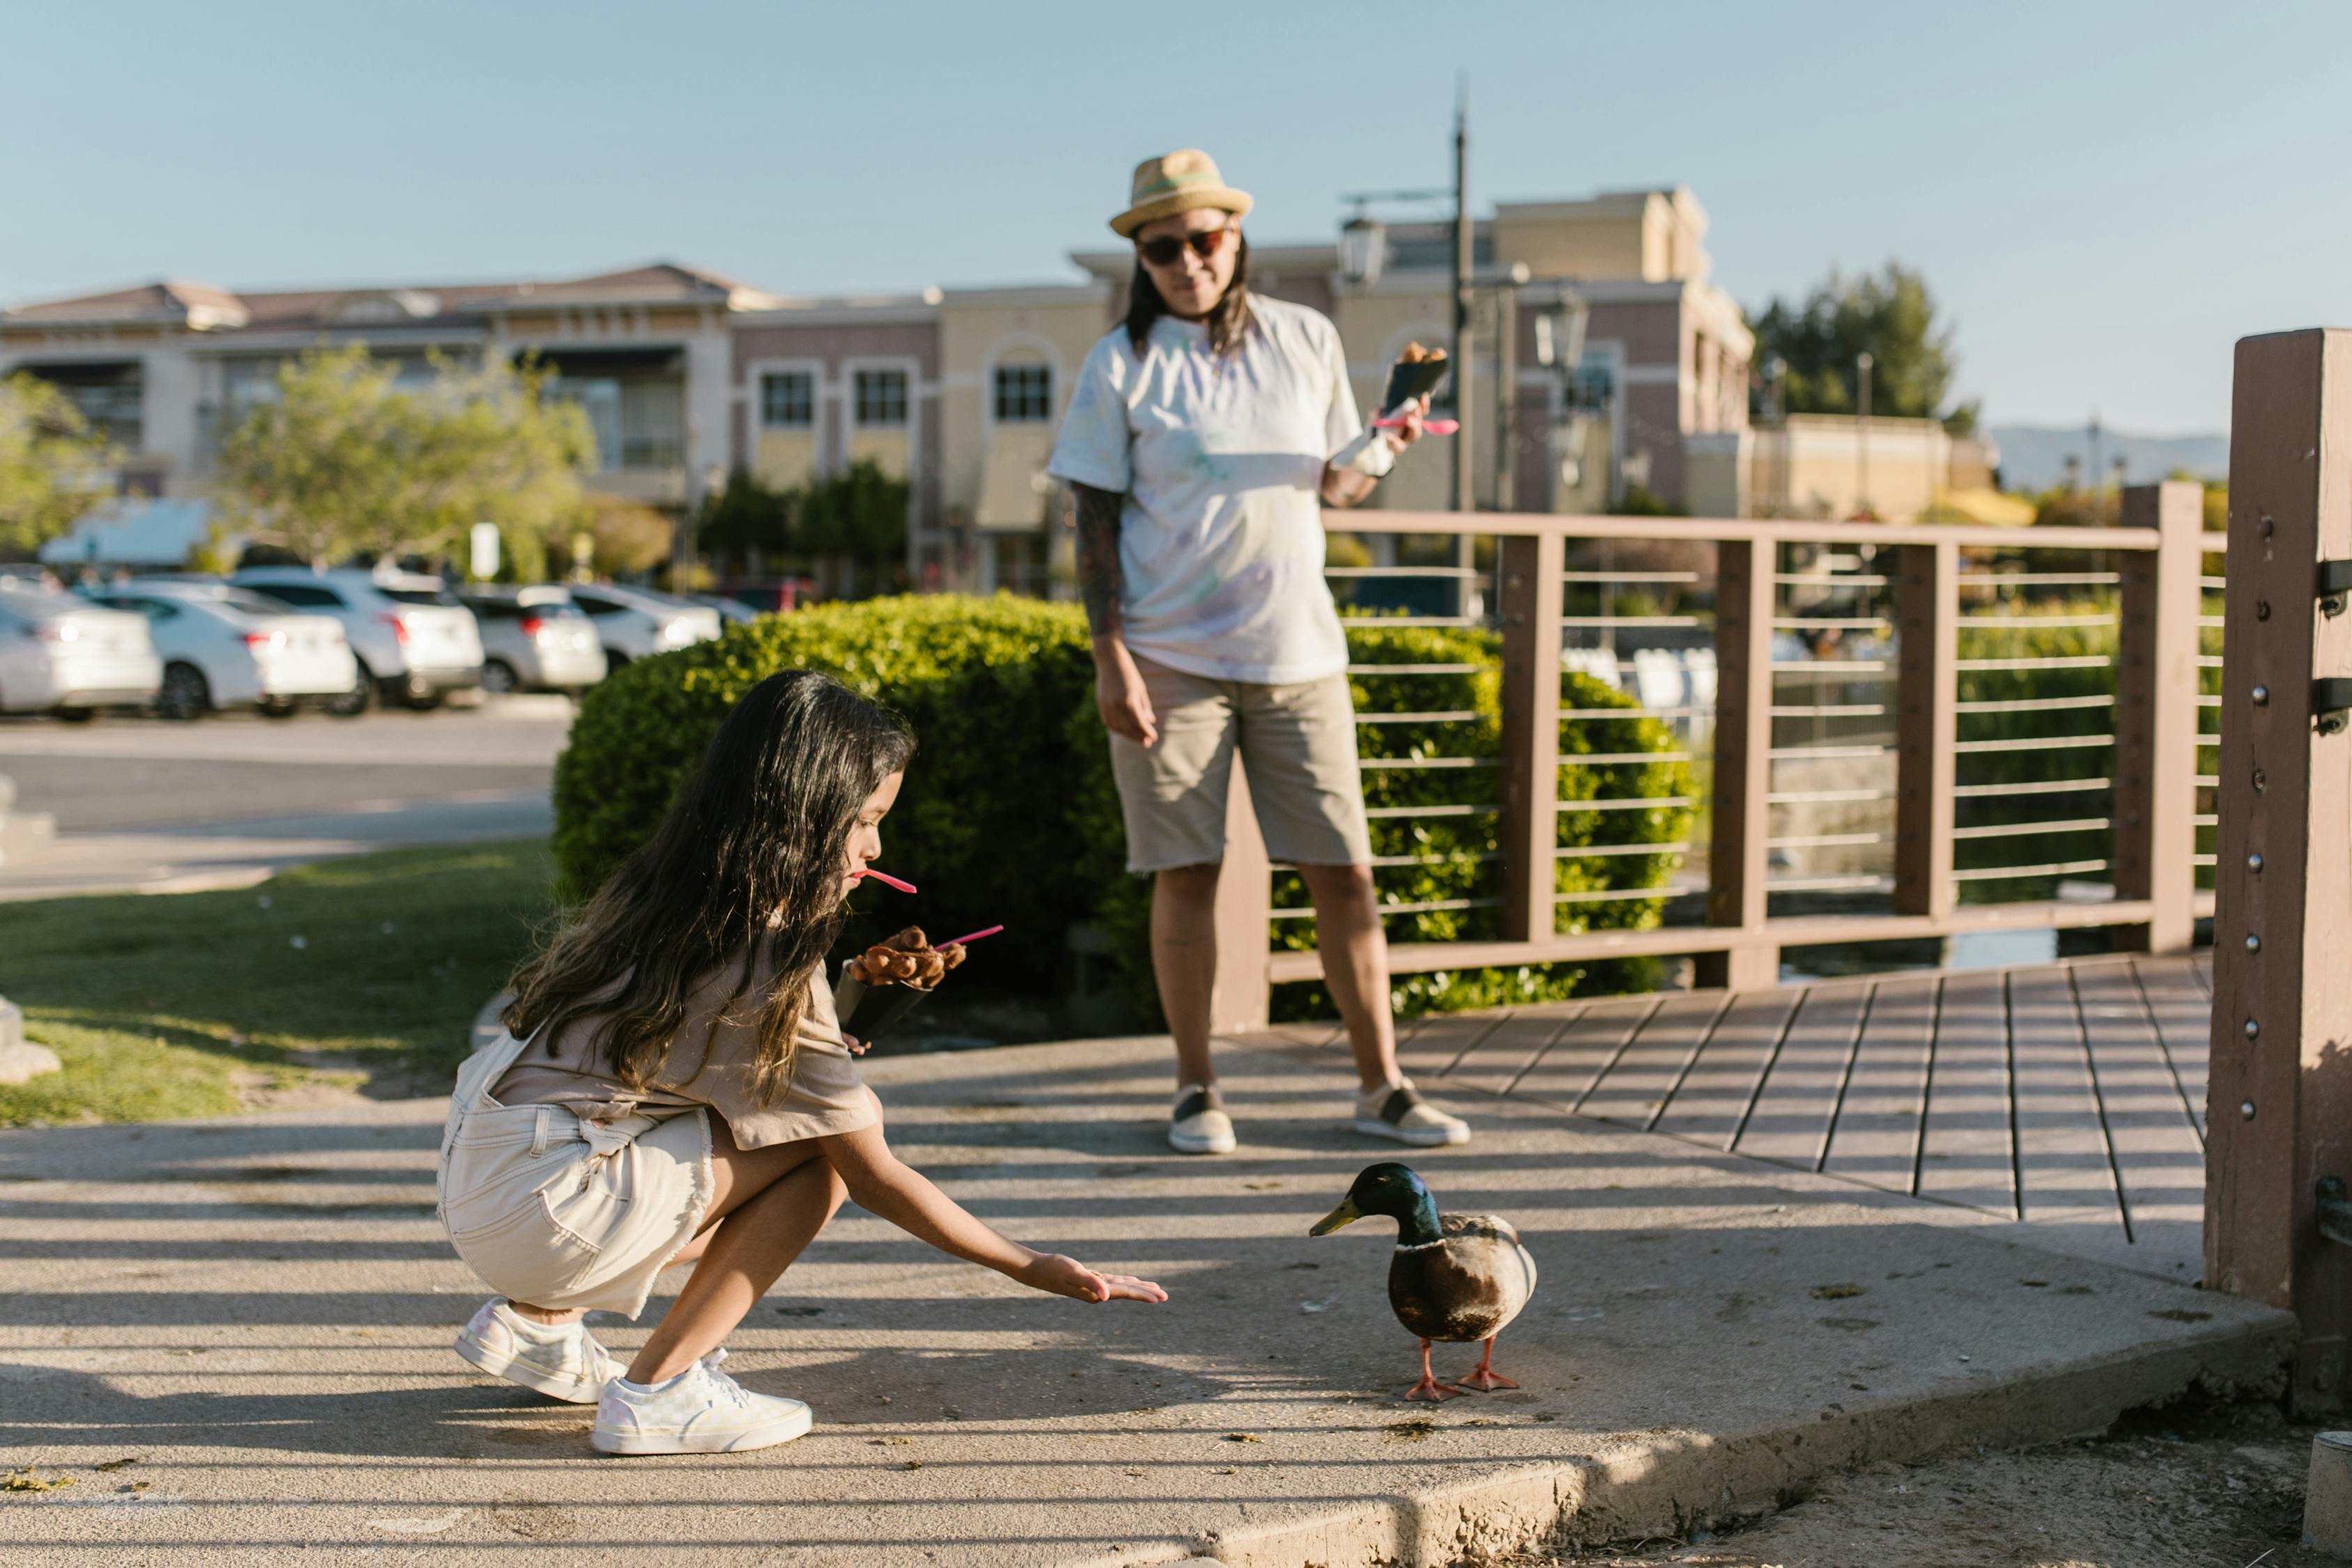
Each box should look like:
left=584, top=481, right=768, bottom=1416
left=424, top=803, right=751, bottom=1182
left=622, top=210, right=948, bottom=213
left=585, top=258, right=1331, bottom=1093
left=0, top=587, right=161, bottom=718
left=567, top=585, right=721, bottom=668
left=87, top=581, right=358, bottom=720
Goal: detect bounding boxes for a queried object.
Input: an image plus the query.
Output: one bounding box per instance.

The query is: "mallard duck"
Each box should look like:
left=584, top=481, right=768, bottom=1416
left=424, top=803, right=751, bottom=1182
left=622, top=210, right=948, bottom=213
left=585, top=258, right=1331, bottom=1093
left=1310, top=1162, right=1537, bottom=1401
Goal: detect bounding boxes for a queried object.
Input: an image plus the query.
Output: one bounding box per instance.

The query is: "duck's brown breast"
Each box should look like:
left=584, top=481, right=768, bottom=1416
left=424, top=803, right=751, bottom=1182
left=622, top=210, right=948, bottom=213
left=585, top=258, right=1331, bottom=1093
left=1386, top=1215, right=1528, bottom=1342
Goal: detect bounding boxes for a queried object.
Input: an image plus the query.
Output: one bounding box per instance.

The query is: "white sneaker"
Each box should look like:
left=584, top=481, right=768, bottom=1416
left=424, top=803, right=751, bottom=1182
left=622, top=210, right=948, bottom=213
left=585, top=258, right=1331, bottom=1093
left=1354, top=1079, right=1471, bottom=1147
left=1168, top=1082, right=1236, bottom=1155
left=453, top=1298, right=620, bottom=1404
left=592, top=1349, right=814, bottom=1456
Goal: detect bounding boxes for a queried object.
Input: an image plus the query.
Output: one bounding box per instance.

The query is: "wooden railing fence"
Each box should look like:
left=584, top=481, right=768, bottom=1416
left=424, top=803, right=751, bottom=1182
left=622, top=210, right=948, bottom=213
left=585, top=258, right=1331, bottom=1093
left=1207, top=486, right=2219, bottom=1032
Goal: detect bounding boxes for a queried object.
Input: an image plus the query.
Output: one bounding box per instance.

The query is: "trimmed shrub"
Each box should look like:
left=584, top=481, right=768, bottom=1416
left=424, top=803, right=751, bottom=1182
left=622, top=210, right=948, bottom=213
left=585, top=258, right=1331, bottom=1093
left=553, top=595, right=1096, bottom=992
left=553, top=595, right=1691, bottom=1020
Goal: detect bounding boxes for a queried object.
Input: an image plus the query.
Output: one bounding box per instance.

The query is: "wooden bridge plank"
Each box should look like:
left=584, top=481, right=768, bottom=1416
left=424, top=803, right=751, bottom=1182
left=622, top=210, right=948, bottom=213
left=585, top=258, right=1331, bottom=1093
left=1437, top=1006, right=1587, bottom=1096
left=1502, top=996, right=1663, bottom=1104
left=1730, top=981, right=1873, bottom=1167
left=1820, top=974, right=1942, bottom=1191
left=1394, top=1010, right=1509, bottom=1083
left=1916, top=969, right=2018, bottom=1215
left=1572, top=990, right=1737, bottom=1130
left=2070, top=960, right=2207, bottom=1275
left=2006, top=964, right=2125, bottom=1231
left=2130, top=955, right=2212, bottom=1135
left=1649, top=987, right=1804, bottom=1148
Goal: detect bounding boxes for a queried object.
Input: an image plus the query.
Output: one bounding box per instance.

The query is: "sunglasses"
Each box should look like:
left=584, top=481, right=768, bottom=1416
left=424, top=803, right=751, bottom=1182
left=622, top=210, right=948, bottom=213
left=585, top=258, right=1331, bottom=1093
left=1136, top=226, right=1234, bottom=268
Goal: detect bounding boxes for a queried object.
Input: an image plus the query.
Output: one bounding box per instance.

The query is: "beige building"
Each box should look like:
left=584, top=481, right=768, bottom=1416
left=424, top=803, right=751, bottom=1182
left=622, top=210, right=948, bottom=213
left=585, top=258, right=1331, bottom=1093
left=1686, top=415, right=2011, bottom=523
left=6, top=186, right=1785, bottom=587
left=0, top=265, right=774, bottom=522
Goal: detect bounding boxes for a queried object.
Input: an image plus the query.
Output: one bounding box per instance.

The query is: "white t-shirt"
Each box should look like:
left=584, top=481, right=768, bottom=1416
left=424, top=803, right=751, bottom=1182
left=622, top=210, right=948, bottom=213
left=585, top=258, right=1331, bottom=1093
left=1047, top=295, right=1360, bottom=686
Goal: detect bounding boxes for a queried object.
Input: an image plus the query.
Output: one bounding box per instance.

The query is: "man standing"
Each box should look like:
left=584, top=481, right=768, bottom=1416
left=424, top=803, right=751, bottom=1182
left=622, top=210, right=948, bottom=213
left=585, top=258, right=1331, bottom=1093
left=1047, top=150, right=1472, bottom=1155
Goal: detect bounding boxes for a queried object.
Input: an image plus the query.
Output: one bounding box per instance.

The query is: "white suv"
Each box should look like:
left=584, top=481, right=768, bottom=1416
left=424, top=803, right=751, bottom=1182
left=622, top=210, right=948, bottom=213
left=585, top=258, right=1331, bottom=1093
left=232, top=567, right=484, bottom=713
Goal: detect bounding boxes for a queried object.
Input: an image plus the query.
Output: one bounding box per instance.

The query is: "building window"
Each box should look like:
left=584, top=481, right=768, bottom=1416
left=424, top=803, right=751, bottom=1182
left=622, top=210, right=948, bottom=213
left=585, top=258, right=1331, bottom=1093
left=541, top=350, right=686, bottom=471
left=760, top=371, right=814, bottom=429
left=854, top=369, right=908, bottom=427
left=992, top=364, right=1051, bottom=422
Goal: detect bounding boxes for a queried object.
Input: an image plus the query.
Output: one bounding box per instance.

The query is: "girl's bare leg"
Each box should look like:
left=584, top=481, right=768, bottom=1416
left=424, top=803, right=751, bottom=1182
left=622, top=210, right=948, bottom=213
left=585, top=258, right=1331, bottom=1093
left=624, top=1120, right=847, bottom=1385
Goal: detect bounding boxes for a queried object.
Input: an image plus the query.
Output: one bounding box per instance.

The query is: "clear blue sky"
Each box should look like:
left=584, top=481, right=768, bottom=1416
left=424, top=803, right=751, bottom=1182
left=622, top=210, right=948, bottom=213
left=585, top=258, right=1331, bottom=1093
left=4, top=0, right=2344, bottom=434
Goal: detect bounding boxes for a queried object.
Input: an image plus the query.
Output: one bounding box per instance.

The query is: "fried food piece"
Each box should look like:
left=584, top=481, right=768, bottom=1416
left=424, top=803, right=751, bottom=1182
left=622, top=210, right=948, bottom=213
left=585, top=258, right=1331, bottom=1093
left=848, top=926, right=971, bottom=988
left=1399, top=341, right=1448, bottom=365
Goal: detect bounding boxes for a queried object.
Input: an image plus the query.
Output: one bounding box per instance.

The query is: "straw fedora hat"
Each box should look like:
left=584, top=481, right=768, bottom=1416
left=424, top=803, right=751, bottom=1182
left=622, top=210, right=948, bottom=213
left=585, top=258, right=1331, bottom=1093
left=1109, top=150, right=1253, bottom=238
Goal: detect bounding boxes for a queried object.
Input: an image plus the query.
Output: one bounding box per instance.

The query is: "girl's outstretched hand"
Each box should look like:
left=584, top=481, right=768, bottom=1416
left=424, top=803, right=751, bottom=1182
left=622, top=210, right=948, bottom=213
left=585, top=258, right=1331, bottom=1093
left=1022, top=1252, right=1168, bottom=1304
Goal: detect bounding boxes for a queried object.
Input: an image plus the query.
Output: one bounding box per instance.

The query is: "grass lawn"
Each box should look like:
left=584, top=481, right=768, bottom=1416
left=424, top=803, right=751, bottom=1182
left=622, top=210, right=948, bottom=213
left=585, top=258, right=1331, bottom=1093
left=0, top=839, right=555, bottom=1128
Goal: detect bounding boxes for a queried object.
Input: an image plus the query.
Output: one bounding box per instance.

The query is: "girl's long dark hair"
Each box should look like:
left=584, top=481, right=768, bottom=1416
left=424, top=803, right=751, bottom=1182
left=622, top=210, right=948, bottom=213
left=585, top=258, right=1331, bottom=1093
left=503, top=671, right=914, bottom=1105
left=1126, top=231, right=1254, bottom=357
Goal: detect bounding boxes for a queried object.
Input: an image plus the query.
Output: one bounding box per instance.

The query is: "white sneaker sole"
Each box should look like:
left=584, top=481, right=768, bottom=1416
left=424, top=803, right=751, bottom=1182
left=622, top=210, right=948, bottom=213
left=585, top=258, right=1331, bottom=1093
left=454, top=1328, right=604, bottom=1404
left=592, top=1402, right=815, bottom=1455
left=1352, top=1116, right=1470, bottom=1147
left=1168, top=1127, right=1236, bottom=1155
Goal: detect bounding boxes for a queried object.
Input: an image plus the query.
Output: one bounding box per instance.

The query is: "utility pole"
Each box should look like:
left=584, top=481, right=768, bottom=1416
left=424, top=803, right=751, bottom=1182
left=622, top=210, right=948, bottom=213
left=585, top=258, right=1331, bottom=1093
left=1452, top=75, right=1473, bottom=516
left=1855, top=350, right=1874, bottom=518
left=2088, top=412, right=2103, bottom=500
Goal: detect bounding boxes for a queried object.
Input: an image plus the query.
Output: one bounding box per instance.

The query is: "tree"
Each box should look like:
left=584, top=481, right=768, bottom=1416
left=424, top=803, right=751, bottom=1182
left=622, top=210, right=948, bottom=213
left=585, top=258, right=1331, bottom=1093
left=407, top=355, right=600, bottom=582
left=213, top=344, right=594, bottom=574
left=0, top=373, right=115, bottom=559
left=555, top=494, right=674, bottom=579
left=798, top=459, right=909, bottom=562
left=1751, top=263, right=1980, bottom=434
left=695, top=467, right=795, bottom=571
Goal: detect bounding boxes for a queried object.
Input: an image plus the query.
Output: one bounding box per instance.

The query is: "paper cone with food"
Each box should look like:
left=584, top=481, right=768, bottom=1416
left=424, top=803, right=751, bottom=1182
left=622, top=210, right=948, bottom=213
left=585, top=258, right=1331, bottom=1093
left=833, top=926, right=972, bottom=1044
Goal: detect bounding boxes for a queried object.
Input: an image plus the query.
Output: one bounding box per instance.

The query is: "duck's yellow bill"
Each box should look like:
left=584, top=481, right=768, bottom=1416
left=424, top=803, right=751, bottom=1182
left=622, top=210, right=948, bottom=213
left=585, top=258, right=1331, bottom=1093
left=1309, top=1197, right=1362, bottom=1236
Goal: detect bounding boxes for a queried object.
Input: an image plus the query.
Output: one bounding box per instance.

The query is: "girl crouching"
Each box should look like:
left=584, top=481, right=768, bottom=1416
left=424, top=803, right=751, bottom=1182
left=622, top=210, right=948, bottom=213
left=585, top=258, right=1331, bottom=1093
left=437, top=670, right=1165, bottom=1454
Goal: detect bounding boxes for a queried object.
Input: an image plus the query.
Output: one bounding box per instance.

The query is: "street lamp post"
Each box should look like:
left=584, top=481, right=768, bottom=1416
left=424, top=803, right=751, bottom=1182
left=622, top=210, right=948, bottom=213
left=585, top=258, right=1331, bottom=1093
left=1452, top=78, right=1473, bottom=518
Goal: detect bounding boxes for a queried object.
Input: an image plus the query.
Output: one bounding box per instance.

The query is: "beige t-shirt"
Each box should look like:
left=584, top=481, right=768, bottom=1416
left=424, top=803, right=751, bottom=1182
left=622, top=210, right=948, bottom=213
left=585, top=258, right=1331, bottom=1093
left=491, top=958, right=877, bottom=1150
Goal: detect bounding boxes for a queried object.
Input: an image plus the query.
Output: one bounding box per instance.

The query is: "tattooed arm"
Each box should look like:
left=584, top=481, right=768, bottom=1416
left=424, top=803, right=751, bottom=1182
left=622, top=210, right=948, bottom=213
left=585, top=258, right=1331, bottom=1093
left=1072, top=482, right=1158, bottom=747
left=1074, top=482, right=1124, bottom=639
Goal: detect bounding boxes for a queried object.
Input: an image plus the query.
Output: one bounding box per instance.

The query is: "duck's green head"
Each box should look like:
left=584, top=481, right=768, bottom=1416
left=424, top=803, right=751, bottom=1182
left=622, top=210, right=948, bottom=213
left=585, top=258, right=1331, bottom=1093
left=1310, top=1162, right=1441, bottom=1245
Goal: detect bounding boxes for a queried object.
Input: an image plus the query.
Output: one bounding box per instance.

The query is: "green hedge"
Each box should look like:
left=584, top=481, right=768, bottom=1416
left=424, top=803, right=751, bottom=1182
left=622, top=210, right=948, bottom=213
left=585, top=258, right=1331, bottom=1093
left=553, top=596, right=1691, bottom=1020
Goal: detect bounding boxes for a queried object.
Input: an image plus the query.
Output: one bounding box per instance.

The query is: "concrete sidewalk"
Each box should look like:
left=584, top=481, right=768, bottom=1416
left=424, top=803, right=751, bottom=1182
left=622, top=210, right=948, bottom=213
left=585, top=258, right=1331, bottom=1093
left=0, top=1028, right=2290, bottom=1567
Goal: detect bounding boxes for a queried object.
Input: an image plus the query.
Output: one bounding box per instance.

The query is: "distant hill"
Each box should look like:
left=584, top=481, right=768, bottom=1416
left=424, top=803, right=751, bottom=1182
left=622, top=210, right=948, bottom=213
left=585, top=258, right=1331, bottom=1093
left=1985, top=424, right=2229, bottom=493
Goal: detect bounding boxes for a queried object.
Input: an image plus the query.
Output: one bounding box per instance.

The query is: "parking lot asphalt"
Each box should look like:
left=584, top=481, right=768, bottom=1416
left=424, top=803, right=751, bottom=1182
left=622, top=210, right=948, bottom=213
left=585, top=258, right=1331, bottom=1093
left=0, top=700, right=571, bottom=898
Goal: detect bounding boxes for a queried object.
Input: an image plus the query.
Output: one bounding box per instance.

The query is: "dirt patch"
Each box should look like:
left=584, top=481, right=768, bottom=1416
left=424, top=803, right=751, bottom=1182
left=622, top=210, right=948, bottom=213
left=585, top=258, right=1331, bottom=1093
left=1517, top=1399, right=2321, bottom=1568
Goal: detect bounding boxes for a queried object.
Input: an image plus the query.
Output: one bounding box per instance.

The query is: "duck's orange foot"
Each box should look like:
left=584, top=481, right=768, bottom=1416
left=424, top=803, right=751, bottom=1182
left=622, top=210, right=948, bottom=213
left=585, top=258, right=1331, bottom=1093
left=1404, top=1374, right=1457, bottom=1401
left=1452, top=1366, right=1519, bottom=1392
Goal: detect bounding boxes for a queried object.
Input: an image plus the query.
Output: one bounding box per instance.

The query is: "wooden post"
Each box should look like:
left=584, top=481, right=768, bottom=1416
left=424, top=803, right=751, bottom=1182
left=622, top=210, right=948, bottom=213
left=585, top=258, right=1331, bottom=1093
left=1209, top=755, right=1273, bottom=1034
left=1498, top=530, right=1564, bottom=940
left=2112, top=480, right=2205, bottom=953
left=2206, top=328, right=2352, bottom=1416
left=1698, top=536, right=1777, bottom=989
left=1893, top=541, right=1958, bottom=918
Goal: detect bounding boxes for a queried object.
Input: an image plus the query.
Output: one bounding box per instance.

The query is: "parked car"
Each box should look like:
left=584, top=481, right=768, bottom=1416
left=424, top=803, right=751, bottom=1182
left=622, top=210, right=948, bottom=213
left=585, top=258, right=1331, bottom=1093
left=231, top=567, right=484, bottom=713
left=565, top=584, right=721, bottom=668
left=457, top=587, right=608, bottom=695
left=84, top=580, right=358, bottom=721
left=720, top=579, right=816, bottom=616
left=694, top=594, right=761, bottom=627
left=0, top=587, right=161, bottom=719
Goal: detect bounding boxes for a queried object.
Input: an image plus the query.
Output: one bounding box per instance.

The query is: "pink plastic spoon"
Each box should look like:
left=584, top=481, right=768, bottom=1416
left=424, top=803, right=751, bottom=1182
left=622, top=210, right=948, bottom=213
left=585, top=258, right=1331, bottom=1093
left=940, top=925, right=1004, bottom=948
left=854, top=869, right=918, bottom=894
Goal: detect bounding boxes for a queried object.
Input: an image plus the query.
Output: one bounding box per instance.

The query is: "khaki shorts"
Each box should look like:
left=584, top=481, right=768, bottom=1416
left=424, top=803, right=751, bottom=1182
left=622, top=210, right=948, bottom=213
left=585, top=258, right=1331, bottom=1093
left=437, top=1029, right=714, bottom=1319
left=1109, top=659, right=1374, bottom=873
